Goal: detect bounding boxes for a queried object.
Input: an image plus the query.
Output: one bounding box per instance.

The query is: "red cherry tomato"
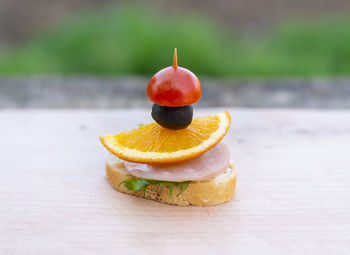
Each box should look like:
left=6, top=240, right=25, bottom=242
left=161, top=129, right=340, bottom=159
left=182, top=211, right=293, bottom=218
left=147, top=66, right=201, bottom=107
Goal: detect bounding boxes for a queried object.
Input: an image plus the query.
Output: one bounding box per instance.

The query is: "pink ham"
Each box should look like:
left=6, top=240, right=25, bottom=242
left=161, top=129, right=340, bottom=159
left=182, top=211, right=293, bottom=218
left=123, top=143, right=230, bottom=182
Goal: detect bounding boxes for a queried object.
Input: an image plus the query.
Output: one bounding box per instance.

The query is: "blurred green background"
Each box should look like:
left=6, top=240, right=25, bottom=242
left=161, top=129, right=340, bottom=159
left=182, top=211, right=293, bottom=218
left=1, top=1, right=350, bottom=78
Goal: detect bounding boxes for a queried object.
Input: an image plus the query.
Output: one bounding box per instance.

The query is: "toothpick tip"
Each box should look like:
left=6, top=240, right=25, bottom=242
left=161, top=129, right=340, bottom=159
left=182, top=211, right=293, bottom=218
left=173, top=48, right=178, bottom=69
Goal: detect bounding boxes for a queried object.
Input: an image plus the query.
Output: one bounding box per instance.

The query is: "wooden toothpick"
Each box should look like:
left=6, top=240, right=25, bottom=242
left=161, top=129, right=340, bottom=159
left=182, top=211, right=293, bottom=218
left=173, top=48, right=178, bottom=70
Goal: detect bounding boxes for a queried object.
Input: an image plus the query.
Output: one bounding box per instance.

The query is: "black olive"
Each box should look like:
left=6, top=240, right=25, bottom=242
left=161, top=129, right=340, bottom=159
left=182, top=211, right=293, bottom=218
left=151, top=104, right=193, bottom=130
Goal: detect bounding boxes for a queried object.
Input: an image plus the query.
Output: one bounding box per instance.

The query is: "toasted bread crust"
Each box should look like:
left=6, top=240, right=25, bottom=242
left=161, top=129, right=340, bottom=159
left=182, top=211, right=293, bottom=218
left=106, top=160, right=236, bottom=206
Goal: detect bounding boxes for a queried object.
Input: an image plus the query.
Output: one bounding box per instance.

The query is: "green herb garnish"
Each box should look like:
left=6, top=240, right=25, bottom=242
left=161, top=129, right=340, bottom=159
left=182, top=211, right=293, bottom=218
left=119, top=175, right=190, bottom=197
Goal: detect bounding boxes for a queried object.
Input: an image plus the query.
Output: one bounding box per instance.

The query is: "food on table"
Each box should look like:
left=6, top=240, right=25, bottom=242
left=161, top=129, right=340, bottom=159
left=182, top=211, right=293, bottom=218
left=100, top=49, right=236, bottom=206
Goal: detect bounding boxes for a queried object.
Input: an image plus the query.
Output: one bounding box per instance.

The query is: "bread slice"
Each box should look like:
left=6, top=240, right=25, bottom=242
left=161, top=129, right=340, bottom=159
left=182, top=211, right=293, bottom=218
left=106, top=155, right=237, bottom=206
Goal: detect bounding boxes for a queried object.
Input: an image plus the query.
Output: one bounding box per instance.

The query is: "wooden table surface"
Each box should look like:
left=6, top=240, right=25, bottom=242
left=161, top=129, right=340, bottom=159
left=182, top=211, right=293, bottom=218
left=1, top=108, right=349, bottom=254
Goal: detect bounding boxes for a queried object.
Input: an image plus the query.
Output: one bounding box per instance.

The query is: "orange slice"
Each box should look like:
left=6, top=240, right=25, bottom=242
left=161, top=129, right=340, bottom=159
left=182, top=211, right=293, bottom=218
left=100, top=111, right=231, bottom=164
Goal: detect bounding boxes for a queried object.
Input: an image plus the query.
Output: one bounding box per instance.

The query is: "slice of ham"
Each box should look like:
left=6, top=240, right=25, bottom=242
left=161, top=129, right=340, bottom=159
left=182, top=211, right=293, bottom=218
left=122, top=143, right=230, bottom=182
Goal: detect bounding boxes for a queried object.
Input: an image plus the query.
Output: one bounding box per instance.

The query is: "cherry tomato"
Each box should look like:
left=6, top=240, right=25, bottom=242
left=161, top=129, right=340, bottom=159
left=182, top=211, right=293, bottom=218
left=147, top=66, right=201, bottom=107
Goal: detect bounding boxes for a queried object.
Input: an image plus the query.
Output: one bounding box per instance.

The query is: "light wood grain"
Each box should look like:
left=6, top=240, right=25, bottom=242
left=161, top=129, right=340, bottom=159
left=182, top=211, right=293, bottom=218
left=0, top=109, right=350, bottom=254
